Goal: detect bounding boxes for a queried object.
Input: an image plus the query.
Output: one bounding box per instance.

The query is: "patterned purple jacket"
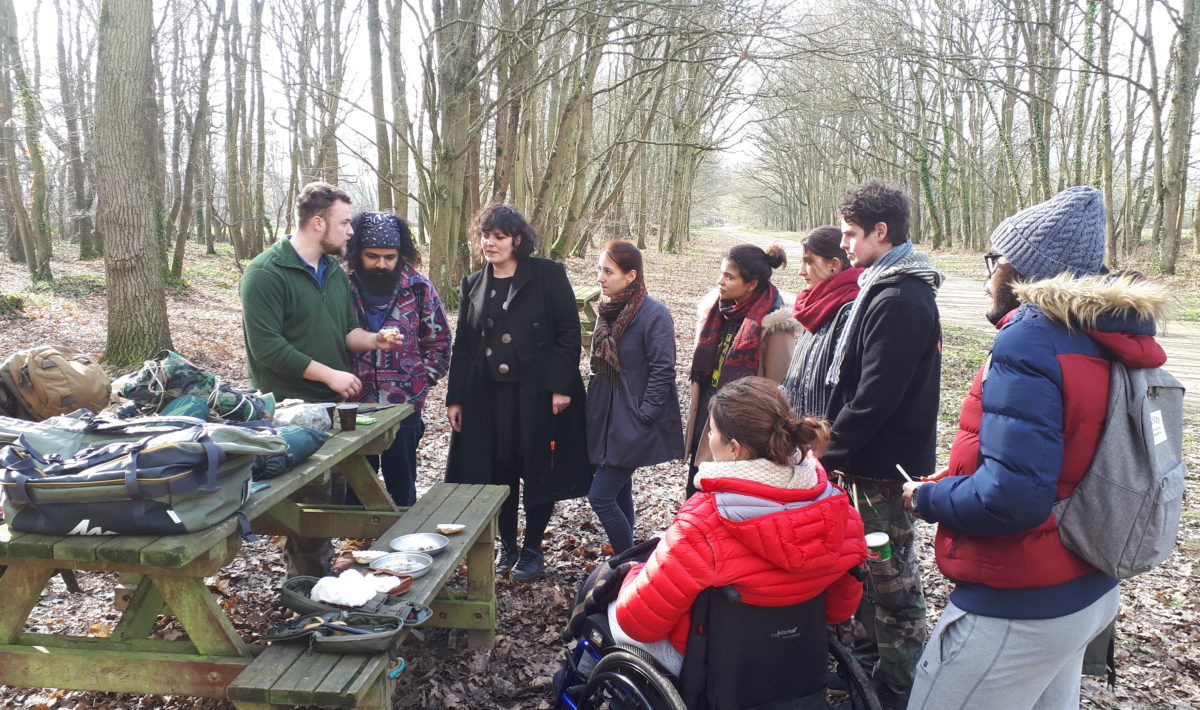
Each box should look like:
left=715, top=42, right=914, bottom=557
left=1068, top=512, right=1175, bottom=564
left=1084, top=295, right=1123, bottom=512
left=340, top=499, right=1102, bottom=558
left=347, top=266, right=451, bottom=411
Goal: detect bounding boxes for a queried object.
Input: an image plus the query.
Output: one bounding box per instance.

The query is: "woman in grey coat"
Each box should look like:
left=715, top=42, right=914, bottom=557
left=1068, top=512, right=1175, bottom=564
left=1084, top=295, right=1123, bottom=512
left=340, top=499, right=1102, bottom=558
left=585, top=240, right=684, bottom=553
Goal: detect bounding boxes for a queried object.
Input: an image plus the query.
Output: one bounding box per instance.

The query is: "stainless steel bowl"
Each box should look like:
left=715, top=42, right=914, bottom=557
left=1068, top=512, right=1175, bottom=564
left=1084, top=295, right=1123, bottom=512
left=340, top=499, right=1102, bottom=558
left=369, top=551, right=434, bottom=578
left=389, top=532, right=449, bottom=557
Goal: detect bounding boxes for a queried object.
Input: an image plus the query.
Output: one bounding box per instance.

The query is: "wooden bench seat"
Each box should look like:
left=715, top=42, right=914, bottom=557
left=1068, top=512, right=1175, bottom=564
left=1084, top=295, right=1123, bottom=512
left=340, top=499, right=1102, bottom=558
left=226, top=482, right=508, bottom=709
left=574, top=284, right=602, bottom=348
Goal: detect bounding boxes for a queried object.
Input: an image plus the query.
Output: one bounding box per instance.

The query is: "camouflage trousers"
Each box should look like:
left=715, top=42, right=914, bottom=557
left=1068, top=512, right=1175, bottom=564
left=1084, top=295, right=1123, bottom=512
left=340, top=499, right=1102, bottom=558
left=844, top=479, right=928, bottom=694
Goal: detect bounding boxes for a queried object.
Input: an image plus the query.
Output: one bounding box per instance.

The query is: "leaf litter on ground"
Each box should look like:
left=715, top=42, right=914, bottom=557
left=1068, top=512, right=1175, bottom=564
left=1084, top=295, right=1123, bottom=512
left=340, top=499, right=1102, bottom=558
left=0, top=232, right=1197, bottom=708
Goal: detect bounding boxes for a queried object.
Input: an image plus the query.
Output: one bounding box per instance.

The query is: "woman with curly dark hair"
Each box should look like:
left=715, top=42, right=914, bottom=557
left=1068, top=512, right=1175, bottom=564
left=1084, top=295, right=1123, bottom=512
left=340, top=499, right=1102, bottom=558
left=445, top=204, right=591, bottom=582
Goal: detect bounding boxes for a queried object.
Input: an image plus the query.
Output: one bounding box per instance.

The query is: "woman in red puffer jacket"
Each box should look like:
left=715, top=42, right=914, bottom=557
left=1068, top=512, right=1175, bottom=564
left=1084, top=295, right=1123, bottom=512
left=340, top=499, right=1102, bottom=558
left=611, top=377, right=867, bottom=674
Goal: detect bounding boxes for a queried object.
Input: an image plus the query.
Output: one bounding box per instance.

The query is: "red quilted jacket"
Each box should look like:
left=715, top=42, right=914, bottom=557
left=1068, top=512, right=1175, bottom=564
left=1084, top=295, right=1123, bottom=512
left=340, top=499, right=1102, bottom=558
left=613, top=459, right=866, bottom=653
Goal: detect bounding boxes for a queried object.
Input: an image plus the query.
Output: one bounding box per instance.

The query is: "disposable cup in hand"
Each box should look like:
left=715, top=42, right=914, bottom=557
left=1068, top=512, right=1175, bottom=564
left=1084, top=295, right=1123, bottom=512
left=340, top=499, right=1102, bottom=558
left=337, top=404, right=359, bottom=431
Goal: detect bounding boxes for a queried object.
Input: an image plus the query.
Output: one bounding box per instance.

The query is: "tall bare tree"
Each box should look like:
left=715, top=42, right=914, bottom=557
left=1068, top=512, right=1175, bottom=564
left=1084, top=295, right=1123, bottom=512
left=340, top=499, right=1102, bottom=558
left=95, top=0, right=173, bottom=363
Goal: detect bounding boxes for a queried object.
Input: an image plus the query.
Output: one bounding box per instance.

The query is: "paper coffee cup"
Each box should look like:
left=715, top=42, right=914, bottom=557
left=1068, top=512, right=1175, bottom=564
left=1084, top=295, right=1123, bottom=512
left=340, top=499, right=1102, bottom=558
left=337, top=403, right=359, bottom=431
left=865, top=531, right=892, bottom=562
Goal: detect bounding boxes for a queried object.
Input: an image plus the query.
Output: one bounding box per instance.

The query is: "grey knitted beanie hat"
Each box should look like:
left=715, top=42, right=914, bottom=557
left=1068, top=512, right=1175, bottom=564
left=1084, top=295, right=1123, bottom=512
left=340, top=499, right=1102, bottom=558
left=989, top=186, right=1106, bottom=281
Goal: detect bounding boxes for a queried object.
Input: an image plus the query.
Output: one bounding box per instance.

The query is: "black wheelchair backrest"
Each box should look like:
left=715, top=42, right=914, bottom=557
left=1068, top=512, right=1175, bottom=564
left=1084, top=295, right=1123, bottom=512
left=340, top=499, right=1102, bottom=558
left=678, top=588, right=828, bottom=710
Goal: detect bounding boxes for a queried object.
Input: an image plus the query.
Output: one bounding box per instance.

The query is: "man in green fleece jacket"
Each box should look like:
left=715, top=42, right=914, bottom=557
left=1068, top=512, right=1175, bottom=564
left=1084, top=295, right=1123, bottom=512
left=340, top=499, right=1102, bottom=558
left=240, top=181, right=396, bottom=575
left=241, top=182, right=394, bottom=403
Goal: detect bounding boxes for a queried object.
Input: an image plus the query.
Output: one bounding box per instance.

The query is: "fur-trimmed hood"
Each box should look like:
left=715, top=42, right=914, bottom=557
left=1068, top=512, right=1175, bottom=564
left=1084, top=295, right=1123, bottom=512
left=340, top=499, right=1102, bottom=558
left=761, top=306, right=802, bottom=336
left=1014, top=273, right=1173, bottom=332
left=1013, top=273, right=1170, bottom=370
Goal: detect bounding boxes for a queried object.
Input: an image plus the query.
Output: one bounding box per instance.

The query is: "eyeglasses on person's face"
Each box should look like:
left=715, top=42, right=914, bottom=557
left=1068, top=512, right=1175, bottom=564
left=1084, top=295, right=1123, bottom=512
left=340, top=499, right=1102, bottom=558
left=984, top=251, right=1007, bottom=276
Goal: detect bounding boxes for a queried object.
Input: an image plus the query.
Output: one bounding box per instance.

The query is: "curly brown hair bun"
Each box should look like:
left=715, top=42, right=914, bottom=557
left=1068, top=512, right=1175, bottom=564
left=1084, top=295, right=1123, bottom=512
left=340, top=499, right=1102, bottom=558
left=765, top=244, right=788, bottom=270
left=708, top=377, right=831, bottom=465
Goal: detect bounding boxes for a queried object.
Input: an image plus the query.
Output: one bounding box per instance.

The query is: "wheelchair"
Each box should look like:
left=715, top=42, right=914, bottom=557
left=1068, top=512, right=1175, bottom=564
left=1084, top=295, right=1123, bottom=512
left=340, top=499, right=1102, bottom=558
left=553, top=585, right=882, bottom=710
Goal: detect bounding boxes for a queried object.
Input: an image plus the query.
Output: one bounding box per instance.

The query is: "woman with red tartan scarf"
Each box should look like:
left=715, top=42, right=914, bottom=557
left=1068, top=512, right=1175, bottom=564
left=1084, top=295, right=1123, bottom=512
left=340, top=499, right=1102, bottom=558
left=684, top=243, right=796, bottom=497
left=782, top=226, right=864, bottom=418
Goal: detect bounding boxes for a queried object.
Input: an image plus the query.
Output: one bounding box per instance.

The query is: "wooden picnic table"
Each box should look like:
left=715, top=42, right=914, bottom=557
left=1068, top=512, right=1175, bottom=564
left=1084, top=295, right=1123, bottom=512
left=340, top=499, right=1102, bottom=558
left=0, top=404, right=415, bottom=703
left=575, top=284, right=602, bottom=349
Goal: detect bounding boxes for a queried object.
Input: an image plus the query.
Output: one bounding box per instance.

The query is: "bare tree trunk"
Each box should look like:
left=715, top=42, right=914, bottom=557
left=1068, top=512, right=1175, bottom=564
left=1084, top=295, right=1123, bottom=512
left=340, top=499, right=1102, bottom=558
left=169, top=0, right=223, bottom=279
left=54, top=0, right=97, bottom=260
left=251, top=0, right=269, bottom=247
left=224, top=0, right=247, bottom=260
left=1098, top=0, right=1118, bottom=267
left=313, top=0, right=344, bottom=183
left=1160, top=0, right=1199, bottom=274
left=427, top=0, right=483, bottom=299
left=368, top=0, right=392, bottom=210
left=387, top=0, right=408, bottom=216
left=96, top=0, right=174, bottom=364
left=1, top=0, right=52, bottom=280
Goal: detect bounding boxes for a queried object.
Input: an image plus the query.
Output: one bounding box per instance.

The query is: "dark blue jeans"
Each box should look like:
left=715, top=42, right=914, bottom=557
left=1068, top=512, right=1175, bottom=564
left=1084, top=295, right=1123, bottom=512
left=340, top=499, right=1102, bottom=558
left=345, top=412, right=424, bottom=507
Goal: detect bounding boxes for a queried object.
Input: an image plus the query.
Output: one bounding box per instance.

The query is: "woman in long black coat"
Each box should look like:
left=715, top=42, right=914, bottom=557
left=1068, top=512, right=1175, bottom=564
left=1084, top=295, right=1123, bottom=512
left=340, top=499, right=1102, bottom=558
left=445, top=204, right=591, bottom=582
left=585, top=240, right=683, bottom=554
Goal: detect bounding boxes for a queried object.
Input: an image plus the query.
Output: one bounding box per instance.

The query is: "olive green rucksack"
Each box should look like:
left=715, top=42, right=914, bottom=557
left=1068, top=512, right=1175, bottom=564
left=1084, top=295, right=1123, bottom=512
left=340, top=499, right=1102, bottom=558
left=0, top=346, right=111, bottom=421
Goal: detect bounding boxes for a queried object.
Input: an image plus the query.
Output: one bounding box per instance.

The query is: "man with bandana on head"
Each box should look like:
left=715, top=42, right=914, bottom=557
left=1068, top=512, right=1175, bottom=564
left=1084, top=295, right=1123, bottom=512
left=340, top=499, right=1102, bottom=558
left=343, top=211, right=451, bottom=507
left=240, top=182, right=395, bottom=576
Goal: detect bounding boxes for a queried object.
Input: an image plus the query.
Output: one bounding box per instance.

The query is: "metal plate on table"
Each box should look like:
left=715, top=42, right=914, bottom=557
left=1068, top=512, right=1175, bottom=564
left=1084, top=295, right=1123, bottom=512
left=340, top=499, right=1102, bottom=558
left=389, top=532, right=449, bottom=556
left=369, top=551, right=434, bottom=578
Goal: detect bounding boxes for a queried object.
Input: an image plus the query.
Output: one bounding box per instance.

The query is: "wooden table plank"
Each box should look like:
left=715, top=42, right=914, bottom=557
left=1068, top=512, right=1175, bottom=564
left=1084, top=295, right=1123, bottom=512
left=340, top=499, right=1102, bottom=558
left=0, top=642, right=249, bottom=698
left=372, top=483, right=508, bottom=615
left=323, top=654, right=390, bottom=709
left=270, top=648, right=343, bottom=706
left=313, top=652, right=388, bottom=705
left=227, top=642, right=307, bottom=704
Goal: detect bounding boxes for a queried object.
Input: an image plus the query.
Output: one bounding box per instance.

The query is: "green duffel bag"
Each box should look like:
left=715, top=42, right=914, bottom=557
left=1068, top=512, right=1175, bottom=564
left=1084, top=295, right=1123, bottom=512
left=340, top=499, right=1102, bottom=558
left=0, top=413, right=286, bottom=536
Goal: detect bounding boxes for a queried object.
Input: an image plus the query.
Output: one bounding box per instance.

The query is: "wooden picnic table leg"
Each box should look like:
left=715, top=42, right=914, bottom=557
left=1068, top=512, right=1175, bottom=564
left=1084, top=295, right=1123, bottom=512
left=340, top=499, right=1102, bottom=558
left=110, top=575, right=169, bottom=642
left=150, top=574, right=249, bottom=657
left=464, top=517, right=498, bottom=649
left=0, top=564, right=54, bottom=643
left=338, top=453, right=397, bottom=511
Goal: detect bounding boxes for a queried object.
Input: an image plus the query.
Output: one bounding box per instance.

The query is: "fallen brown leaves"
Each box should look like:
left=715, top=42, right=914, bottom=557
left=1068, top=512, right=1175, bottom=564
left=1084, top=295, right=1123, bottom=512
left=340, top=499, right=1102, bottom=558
left=1, top=233, right=1197, bottom=709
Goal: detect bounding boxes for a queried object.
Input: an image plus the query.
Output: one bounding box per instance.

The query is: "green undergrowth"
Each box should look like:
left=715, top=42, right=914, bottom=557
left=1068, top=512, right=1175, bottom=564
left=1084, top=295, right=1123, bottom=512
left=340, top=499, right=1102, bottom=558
left=31, top=273, right=107, bottom=297
left=0, top=292, right=25, bottom=315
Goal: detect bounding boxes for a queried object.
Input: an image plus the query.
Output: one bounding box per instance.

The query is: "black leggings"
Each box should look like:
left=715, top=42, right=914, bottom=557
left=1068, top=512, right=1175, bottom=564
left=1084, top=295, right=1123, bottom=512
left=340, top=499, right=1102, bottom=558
left=495, top=456, right=554, bottom=550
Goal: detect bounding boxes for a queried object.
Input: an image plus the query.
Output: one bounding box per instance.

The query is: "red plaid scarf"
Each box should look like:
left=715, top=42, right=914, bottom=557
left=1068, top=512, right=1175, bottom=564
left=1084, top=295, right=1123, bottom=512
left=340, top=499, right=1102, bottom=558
left=690, top=283, right=780, bottom=386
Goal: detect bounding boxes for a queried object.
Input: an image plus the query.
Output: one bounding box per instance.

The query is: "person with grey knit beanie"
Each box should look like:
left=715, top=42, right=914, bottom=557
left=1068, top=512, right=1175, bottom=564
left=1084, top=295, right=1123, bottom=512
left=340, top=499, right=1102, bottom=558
left=902, top=187, right=1150, bottom=710
left=988, top=185, right=1106, bottom=282
left=982, top=186, right=1107, bottom=325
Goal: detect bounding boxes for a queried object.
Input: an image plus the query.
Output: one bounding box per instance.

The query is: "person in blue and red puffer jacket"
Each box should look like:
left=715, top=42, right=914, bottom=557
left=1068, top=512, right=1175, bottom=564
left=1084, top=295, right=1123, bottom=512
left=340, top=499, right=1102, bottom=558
left=610, top=376, right=867, bottom=675
left=904, top=186, right=1172, bottom=710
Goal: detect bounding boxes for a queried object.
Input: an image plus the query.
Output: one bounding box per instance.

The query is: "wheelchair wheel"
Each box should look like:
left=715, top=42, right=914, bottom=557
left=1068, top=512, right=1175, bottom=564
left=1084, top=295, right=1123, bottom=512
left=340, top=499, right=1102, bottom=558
left=579, top=649, right=686, bottom=710
left=828, top=635, right=883, bottom=710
